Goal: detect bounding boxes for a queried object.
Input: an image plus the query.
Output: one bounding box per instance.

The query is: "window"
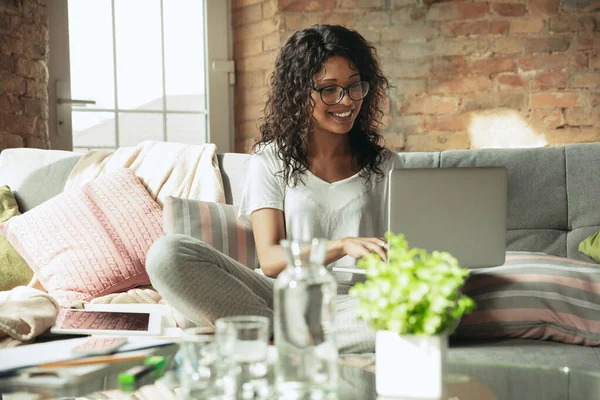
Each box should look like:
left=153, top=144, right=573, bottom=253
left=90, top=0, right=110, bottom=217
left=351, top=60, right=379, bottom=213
left=48, top=0, right=233, bottom=153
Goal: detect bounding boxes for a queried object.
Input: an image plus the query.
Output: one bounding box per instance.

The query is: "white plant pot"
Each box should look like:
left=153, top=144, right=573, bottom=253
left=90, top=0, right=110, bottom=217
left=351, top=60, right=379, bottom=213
left=376, top=331, right=447, bottom=399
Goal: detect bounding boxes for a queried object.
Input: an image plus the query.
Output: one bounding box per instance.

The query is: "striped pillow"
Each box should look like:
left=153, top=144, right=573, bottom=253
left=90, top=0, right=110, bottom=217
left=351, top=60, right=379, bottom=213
left=454, top=252, right=600, bottom=346
left=163, top=196, right=259, bottom=270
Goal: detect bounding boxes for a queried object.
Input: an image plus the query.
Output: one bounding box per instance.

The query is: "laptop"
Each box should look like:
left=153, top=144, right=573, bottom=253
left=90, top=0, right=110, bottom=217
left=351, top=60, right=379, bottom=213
left=387, top=167, right=508, bottom=269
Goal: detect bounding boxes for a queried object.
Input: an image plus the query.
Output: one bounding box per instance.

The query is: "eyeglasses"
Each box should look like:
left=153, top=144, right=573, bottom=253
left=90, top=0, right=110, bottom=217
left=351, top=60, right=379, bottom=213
left=312, top=81, right=370, bottom=105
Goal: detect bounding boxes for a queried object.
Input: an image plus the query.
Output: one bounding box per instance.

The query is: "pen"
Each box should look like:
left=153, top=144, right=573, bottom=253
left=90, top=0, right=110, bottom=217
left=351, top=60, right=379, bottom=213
left=38, top=353, right=146, bottom=368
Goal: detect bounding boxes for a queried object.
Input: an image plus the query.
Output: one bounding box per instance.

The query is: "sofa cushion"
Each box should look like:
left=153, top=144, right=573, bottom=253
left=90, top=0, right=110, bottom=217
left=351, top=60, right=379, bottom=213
left=579, top=231, right=600, bottom=263
left=454, top=252, right=600, bottom=346
left=0, top=186, right=33, bottom=291
left=440, top=146, right=571, bottom=260
left=0, top=148, right=82, bottom=213
left=566, top=143, right=600, bottom=259
left=218, top=153, right=251, bottom=206
left=0, top=169, right=164, bottom=307
left=0, top=186, right=20, bottom=222
left=163, top=196, right=259, bottom=269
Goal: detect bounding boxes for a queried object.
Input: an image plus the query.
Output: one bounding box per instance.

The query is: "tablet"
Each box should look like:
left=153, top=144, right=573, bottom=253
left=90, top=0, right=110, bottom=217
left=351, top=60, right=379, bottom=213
left=51, top=309, right=162, bottom=336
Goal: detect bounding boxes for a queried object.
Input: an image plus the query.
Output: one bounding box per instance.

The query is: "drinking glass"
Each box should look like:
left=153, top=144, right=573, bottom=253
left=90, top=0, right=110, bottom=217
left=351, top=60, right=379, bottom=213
left=178, top=327, right=234, bottom=399
left=215, top=316, right=271, bottom=399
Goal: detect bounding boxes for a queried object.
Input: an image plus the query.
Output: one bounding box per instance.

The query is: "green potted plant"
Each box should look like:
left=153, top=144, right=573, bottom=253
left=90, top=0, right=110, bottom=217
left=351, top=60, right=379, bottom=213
left=350, top=232, right=475, bottom=399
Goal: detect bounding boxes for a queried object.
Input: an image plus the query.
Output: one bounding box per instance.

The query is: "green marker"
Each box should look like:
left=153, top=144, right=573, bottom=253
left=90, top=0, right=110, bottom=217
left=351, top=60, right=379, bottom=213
left=118, top=355, right=166, bottom=392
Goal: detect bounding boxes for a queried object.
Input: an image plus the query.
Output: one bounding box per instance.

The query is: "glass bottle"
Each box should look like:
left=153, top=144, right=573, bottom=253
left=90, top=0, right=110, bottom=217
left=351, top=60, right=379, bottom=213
left=274, top=236, right=339, bottom=399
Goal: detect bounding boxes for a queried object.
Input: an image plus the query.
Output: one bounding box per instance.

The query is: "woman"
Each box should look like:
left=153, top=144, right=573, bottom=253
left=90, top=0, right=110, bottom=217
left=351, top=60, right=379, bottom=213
left=147, top=24, right=400, bottom=354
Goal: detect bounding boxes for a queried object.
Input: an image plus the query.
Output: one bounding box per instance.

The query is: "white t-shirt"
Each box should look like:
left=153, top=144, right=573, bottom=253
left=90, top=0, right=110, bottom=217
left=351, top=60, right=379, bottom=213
left=238, top=143, right=401, bottom=269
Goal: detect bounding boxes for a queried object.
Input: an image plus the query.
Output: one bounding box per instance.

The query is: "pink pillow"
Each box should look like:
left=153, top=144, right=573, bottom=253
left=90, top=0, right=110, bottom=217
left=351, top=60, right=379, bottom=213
left=0, top=169, right=164, bottom=306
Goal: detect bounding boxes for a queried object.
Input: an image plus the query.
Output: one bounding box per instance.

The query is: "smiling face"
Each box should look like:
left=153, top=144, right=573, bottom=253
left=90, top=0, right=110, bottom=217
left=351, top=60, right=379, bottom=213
left=311, top=56, right=363, bottom=136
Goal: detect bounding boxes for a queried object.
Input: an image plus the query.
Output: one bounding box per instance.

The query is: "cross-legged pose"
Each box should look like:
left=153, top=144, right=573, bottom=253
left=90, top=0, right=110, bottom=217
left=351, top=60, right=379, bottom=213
left=147, top=24, right=402, bottom=354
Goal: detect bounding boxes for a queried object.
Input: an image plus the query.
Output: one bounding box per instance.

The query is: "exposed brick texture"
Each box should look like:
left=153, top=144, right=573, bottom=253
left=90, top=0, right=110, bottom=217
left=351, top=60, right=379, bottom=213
left=0, top=0, right=49, bottom=150
left=232, top=0, right=281, bottom=152
left=232, top=0, right=600, bottom=152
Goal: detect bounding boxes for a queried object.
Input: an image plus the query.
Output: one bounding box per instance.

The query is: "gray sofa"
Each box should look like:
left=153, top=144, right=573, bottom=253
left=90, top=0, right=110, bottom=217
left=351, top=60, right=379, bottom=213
left=1, top=143, right=600, bottom=400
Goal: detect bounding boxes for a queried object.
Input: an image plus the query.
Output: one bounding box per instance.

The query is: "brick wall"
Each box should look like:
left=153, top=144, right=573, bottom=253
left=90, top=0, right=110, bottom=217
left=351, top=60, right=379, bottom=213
left=232, top=0, right=600, bottom=153
left=0, top=0, right=49, bottom=151
left=232, top=0, right=283, bottom=152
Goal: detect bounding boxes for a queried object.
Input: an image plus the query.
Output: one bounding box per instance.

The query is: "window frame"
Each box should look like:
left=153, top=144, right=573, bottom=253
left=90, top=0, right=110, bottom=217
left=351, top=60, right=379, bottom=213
left=48, top=0, right=234, bottom=153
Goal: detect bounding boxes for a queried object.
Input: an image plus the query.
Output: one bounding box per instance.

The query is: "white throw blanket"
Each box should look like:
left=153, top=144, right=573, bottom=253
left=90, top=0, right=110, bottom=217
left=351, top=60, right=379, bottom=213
left=0, top=286, right=59, bottom=348
left=65, top=140, right=226, bottom=207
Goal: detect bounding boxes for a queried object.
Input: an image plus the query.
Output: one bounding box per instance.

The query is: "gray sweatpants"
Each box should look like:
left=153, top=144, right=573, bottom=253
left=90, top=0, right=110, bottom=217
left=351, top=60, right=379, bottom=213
left=146, top=234, right=375, bottom=354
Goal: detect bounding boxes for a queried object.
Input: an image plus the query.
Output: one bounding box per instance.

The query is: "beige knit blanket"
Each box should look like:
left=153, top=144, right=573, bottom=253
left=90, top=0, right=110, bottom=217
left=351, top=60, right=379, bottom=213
left=0, top=286, right=59, bottom=348
left=65, top=140, right=225, bottom=208
left=89, top=286, right=165, bottom=305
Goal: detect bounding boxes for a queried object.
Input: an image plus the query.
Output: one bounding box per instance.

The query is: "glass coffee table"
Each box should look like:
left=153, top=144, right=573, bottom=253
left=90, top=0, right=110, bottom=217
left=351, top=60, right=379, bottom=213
left=336, top=355, right=587, bottom=400
left=13, top=361, right=492, bottom=400
left=0, top=353, right=580, bottom=400
left=337, top=355, right=496, bottom=400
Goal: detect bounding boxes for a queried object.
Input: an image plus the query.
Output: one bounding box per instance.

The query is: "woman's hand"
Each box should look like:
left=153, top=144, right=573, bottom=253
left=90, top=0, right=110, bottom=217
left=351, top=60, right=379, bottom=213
left=337, top=237, right=387, bottom=261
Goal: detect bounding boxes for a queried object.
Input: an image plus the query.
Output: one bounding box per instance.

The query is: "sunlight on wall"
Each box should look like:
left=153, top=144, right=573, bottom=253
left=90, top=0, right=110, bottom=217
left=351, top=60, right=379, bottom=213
left=468, top=110, right=548, bottom=149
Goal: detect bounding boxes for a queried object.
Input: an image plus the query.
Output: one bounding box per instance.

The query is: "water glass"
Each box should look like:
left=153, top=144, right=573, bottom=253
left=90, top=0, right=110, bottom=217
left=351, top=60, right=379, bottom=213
left=178, top=327, right=234, bottom=399
left=215, top=316, right=271, bottom=399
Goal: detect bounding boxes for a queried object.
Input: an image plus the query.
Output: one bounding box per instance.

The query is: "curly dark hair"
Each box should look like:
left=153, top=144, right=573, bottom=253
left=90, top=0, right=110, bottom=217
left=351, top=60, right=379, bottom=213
left=253, top=24, right=390, bottom=187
